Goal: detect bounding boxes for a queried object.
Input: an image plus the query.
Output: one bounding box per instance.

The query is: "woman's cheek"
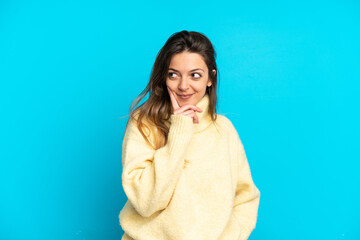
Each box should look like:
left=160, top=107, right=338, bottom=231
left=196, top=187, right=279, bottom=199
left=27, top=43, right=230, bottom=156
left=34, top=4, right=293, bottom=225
left=166, top=79, right=176, bottom=89
left=195, top=81, right=208, bottom=93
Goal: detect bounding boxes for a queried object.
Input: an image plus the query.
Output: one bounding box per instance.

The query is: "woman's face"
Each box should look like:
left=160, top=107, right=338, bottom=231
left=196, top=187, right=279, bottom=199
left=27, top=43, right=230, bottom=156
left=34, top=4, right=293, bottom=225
left=166, top=51, right=215, bottom=107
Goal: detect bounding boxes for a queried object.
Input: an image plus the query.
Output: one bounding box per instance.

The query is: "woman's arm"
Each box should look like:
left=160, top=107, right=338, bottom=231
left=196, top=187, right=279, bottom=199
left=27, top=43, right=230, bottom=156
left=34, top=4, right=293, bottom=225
left=218, top=124, right=260, bottom=240
left=232, top=135, right=261, bottom=240
left=121, top=114, right=194, bottom=217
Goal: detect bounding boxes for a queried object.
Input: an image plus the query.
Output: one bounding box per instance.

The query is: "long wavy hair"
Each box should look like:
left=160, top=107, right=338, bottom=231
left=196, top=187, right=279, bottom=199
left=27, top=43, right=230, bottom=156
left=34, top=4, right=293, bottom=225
left=127, top=30, right=219, bottom=149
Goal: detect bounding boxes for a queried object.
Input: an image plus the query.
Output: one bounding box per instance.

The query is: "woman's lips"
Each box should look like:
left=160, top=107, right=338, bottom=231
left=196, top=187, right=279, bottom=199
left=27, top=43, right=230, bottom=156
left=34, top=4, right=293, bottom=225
left=177, top=94, right=193, bottom=99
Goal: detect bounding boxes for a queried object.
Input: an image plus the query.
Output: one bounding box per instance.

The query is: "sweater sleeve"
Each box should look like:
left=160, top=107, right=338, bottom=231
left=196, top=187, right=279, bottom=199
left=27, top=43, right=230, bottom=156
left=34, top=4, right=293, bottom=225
left=121, top=114, right=194, bottom=217
left=233, top=135, right=261, bottom=240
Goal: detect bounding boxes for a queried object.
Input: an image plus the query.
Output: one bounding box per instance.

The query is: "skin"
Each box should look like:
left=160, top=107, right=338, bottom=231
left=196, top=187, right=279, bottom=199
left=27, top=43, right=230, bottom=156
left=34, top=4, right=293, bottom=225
left=166, top=51, right=216, bottom=124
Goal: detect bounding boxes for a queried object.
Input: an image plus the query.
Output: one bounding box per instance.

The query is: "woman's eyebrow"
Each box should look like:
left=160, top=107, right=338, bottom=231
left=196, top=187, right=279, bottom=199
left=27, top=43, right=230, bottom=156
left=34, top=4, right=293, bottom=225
left=169, top=68, right=204, bottom=73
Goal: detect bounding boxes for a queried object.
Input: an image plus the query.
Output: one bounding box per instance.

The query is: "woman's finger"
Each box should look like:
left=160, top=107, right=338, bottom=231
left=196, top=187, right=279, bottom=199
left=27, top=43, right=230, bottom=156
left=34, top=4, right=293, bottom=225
left=167, top=87, right=180, bottom=111
left=177, top=109, right=195, bottom=116
left=181, top=111, right=199, bottom=124
left=174, top=109, right=200, bottom=124
left=186, top=112, right=199, bottom=124
left=174, top=104, right=202, bottom=115
left=192, top=112, right=200, bottom=124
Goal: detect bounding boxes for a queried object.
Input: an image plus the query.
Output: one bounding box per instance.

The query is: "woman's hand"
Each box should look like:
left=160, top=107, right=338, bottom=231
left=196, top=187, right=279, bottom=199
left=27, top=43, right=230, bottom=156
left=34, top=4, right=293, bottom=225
left=167, top=87, right=202, bottom=124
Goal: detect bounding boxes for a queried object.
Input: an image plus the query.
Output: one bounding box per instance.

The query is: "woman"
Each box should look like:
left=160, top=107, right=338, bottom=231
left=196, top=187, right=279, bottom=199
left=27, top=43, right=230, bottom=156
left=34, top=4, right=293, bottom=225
left=119, top=30, right=260, bottom=240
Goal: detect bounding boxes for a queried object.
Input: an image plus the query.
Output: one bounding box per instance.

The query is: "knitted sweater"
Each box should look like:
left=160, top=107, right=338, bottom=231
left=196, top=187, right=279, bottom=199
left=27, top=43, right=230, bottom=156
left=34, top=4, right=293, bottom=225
left=119, top=94, right=260, bottom=240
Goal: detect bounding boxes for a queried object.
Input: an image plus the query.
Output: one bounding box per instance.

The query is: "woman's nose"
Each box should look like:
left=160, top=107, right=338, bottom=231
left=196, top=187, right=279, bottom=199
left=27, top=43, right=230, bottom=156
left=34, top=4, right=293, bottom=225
left=178, top=78, right=189, bottom=90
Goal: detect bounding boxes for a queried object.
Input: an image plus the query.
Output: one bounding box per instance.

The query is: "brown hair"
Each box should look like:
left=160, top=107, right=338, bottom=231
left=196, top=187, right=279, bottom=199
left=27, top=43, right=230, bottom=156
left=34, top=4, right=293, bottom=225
left=127, top=30, right=219, bottom=149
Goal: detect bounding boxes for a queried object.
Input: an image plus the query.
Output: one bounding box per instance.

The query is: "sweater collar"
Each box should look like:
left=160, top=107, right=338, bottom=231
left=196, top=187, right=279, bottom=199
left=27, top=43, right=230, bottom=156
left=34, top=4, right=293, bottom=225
left=194, top=93, right=213, bottom=133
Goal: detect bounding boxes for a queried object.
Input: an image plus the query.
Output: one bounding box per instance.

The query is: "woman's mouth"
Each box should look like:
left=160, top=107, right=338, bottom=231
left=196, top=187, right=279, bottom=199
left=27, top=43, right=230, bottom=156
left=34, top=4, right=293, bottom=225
left=177, top=94, right=193, bottom=100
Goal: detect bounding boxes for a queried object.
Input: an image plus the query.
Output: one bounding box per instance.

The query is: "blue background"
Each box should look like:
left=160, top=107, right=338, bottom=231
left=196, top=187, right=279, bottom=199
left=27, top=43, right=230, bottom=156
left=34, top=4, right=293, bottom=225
left=1, top=0, right=359, bottom=239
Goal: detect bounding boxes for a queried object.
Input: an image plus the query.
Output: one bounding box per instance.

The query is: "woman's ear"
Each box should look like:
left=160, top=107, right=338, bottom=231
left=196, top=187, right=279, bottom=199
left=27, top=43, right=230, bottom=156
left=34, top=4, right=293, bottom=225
left=207, top=69, right=216, bottom=87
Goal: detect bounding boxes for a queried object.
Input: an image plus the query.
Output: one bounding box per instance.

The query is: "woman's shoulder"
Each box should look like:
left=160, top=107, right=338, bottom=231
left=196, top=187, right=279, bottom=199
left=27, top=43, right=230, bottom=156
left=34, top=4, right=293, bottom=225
left=215, top=114, right=244, bottom=146
left=125, top=109, right=154, bottom=137
left=125, top=109, right=164, bottom=147
left=215, top=114, right=237, bottom=132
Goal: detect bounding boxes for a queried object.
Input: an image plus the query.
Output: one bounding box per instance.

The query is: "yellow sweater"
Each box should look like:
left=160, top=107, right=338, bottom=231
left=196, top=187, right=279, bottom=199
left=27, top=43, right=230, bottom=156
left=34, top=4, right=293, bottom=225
left=119, top=94, right=260, bottom=240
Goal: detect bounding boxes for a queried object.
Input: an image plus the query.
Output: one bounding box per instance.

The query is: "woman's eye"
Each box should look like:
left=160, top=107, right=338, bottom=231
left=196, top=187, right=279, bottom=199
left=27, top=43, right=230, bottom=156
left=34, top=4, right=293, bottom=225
left=168, top=72, right=177, bottom=79
left=193, top=73, right=201, bottom=79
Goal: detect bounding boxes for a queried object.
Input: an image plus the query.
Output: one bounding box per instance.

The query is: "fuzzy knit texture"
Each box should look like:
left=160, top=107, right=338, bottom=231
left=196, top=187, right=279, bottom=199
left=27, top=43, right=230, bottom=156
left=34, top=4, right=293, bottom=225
left=119, top=93, right=260, bottom=240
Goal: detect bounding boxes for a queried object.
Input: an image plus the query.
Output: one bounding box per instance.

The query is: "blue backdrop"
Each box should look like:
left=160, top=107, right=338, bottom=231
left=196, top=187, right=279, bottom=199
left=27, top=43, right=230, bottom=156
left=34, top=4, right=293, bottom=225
left=1, top=0, right=359, bottom=239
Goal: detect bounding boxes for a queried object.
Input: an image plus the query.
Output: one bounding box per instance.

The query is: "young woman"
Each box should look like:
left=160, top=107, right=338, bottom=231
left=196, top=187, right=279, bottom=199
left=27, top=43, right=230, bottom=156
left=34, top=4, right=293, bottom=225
left=119, top=30, right=260, bottom=240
